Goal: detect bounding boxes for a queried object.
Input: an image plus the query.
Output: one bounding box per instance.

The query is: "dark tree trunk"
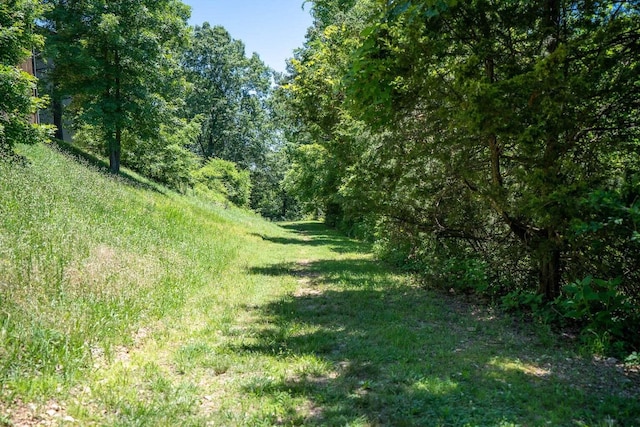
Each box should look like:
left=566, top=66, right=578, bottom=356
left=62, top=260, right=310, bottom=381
left=281, top=189, right=288, bottom=219
left=109, top=49, right=122, bottom=174
left=544, top=0, right=560, bottom=52
left=109, top=128, right=121, bottom=174
left=52, top=97, right=63, bottom=140
left=537, top=240, right=562, bottom=301
left=534, top=0, right=563, bottom=301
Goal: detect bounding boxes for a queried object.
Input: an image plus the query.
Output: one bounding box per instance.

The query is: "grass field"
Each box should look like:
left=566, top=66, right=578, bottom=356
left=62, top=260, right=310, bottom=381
left=1, top=144, right=639, bottom=426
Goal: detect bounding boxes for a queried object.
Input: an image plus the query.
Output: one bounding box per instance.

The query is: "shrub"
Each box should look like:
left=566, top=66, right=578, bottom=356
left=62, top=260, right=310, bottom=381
left=501, top=290, right=545, bottom=314
left=569, top=183, right=640, bottom=308
left=558, top=276, right=639, bottom=352
left=123, top=134, right=199, bottom=193
left=122, top=118, right=202, bottom=192
left=0, top=1, right=51, bottom=157
left=192, top=158, right=251, bottom=207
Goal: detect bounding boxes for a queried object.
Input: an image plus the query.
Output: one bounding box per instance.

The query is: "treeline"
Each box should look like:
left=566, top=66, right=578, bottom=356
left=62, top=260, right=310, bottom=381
left=282, top=0, right=640, bottom=354
left=1, top=0, right=299, bottom=220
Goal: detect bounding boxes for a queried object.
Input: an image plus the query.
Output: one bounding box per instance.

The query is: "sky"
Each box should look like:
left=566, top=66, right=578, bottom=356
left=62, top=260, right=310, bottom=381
left=182, top=0, right=314, bottom=73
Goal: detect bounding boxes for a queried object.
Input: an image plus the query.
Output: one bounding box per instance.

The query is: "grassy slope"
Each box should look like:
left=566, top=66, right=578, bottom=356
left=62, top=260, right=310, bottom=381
left=1, top=144, right=639, bottom=426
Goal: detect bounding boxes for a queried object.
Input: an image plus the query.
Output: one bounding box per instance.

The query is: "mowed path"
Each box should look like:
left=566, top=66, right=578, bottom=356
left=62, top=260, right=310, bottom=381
left=55, top=222, right=640, bottom=426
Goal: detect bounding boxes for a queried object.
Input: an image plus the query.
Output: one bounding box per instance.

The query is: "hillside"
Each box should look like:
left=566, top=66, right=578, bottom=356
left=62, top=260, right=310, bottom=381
left=1, top=144, right=639, bottom=426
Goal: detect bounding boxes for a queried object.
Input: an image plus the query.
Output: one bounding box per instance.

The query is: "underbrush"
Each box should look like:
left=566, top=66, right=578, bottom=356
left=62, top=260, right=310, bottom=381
left=502, top=277, right=640, bottom=358
left=0, top=143, right=243, bottom=398
left=372, top=223, right=640, bottom=358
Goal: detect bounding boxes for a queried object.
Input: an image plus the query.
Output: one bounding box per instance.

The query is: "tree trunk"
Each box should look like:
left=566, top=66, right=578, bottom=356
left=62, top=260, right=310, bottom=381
left=109, top=147, right=121, bottom=173
left=109, top=49, right=122, bottom=174
left=108, top=130, right=121, bottom=174
left=281, top=189, right=288, bottom=219
left=535, top=0, right=563, bottom=301
left=537, top=240, right=561, bottom=301
left=544, top=0, right=560, bottom=53
left=52, top=97, right=63, bottom=140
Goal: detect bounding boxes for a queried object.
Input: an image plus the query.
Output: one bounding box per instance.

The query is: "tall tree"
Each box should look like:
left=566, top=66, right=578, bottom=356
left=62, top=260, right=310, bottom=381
left=182, top=23, right=273, bottom=169
left=347, top=0, right=640, bottom=298
left=282, top=0, right=378, bottom=226
left=0, top=0, right=50, bottom=156
left=43, top=0, right=191, bottom=173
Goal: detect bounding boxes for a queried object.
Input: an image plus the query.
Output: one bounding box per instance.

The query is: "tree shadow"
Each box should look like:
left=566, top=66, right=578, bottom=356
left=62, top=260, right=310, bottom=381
left=237, top=257, right=640, bottom=425
left=51, top=140, right=167, bottom=194
left=252, top=222, right=369, bottom=254
left=249, top=258, right=395, bottom=289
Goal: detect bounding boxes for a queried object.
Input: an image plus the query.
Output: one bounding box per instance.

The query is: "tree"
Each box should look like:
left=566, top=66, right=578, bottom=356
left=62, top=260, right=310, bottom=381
left=282, top=0, right=378, bottom=228
left=250, top=146, right=300, bottom=220
left=0, top=0, right=50, bottom=156
left=42, top=0, right=191, bottom=173
left=344, top=0, right=640, bottom=300
left=284, top=0, right=640, bottom=306
left=181, top=23, right=301, bottom=217
left=181, top=23, right=273, bottom=169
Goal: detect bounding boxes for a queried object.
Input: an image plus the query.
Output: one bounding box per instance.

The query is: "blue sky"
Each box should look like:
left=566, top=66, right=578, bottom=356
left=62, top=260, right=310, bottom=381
left=182, top=0, right=314, bottom=73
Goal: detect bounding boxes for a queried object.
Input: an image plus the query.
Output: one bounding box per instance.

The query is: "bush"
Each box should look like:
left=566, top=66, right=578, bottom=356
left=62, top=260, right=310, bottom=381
left=432, top=256, right=490, bottom=294
left=123, top=134, right=199, bottom=193
left=192, top=158, right=251, bottom=207
left=558, top=276, right=638, bottom=352
left=0, top=65, right=51, bottom=157
left=71, top=123, right=104, bottom=154
left=569, top=183, right=640, bottom=307
left=501, top=290, right=542, bottom=312
left=372, top=220, right=427, bottom=270
left=122, top=118, right=202, bottom=192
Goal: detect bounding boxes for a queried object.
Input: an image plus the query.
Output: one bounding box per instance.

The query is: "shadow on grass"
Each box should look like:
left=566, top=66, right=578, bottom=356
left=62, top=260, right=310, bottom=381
left=240, top=259, right=639, bottom=424
left=51, top=140, right=167, bottom=194
left=250, top=258, right=394, bottom=289
left=252, top=222, right=369, bottom=255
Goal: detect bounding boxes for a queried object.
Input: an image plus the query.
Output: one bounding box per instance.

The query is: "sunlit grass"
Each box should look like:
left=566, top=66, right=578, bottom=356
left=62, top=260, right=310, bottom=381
left=1, top=144, right=638, bottom=426
left=0, top=143, right=241, bottom=398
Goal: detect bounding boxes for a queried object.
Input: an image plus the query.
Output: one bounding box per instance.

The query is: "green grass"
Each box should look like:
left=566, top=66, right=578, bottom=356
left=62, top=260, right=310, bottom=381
left=1, top=143, right=639, bottom=426
left=0, top=143, right=243, bottom=393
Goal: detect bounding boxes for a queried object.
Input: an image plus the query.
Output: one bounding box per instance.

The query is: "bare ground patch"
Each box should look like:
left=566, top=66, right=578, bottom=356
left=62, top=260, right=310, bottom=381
left=1, top=400, right=76, bottom=427
left=293, top=259, right=323, bottom=296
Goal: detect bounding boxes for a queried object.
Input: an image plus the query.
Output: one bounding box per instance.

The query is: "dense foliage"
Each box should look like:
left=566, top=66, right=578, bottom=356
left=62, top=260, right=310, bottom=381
left=182, top=23, right=272, bottom=168
left=193, top=157, right=252, bottom=208
left=283, top=0, right=640, bottom=353
left=0, top=0, right=50, bottom=156
left=180, top=24, right=297, bottom=218
left=42, top=0, right=191, bottom=173
left=37, top=2, right=297, bottom=214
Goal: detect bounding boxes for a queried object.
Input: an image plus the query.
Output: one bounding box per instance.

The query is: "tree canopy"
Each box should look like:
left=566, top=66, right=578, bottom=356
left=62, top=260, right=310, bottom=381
left=0, top=0, right=50, bottom=156
left=181, top=23, right=274, bottom=168
left=42, top=0, right=191, bottom=173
